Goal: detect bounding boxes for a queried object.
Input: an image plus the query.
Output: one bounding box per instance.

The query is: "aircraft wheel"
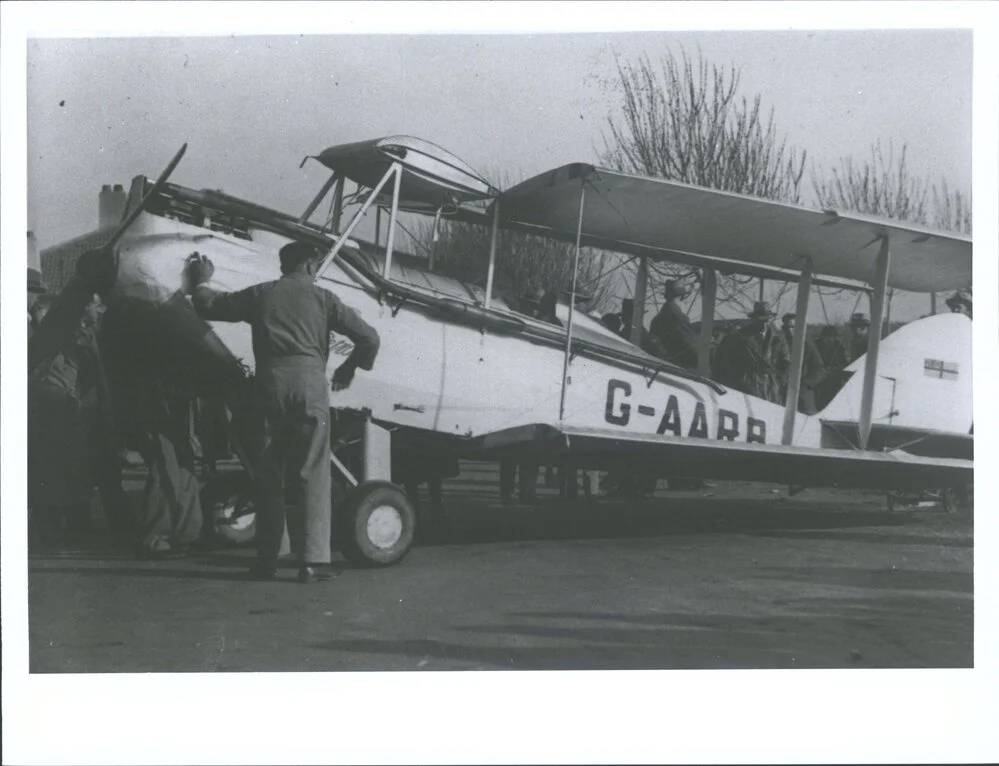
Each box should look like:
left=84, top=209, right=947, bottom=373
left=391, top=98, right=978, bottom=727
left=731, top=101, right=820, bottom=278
left=203, top=474, right=256, bottom=546
left=337, top=481, right=417, bottom=568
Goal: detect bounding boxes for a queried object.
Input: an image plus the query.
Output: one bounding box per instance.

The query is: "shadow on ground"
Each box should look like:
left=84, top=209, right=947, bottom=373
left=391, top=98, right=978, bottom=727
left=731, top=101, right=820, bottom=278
left=310, top=602, right=973, bottom=670
left=415, top=496, right=965, bottom=548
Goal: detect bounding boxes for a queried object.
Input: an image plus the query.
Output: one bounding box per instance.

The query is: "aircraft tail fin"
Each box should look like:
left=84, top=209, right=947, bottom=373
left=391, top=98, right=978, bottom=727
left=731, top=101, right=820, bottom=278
left=818, top=313, right=972, bottom=438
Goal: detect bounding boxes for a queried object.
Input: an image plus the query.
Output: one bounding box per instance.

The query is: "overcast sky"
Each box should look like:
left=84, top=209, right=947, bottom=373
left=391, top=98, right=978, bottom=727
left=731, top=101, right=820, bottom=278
left=26, top=29, right=972, bottom=320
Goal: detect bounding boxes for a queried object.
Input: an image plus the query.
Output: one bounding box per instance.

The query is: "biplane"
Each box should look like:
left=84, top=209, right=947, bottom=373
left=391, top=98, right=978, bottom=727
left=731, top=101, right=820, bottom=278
left=30, top=136, right=974, bottom=567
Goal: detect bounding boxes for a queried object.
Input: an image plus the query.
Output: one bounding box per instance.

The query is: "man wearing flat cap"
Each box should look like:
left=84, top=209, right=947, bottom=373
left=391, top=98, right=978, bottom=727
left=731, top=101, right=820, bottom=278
left=186, top=241, right=380, bottom=583
left=713, top=301, right=782, bottom=403
left=946, top=292, right=972, bottom=319
left=649, top=280, right=698, bottom=370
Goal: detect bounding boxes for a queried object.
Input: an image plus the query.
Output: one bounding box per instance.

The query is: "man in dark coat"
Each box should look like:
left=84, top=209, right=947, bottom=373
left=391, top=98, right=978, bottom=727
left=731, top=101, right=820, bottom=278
left=29, top=294, right=124, bottom=543
left=188, top=242, right=380, bottom=583
left=649, top=280, right=698, bottom=369
left=29, top=309, right=96, bottom=544
left=815, top=326, right=848, bottom=372
left=847, top=312, right=870, bottom=364
left=712, top=302, right=782, bottom=403
left=776, top=313, right=826, bottom=414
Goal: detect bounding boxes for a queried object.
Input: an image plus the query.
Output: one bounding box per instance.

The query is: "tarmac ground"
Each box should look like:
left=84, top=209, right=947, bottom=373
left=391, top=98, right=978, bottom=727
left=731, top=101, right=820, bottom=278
left=27, top=462, right=973, bottom=672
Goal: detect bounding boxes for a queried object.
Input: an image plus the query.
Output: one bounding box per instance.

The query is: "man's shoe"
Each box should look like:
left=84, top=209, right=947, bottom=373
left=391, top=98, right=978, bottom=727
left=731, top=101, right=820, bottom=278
left=248, top=561, right=278, bottom=581
left=297, top=564, right=337, bottom=584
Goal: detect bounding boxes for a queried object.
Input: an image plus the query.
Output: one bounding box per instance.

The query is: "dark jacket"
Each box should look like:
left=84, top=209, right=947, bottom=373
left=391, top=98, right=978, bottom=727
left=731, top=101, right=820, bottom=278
left=649, top=301, right=698, bottom=369
left=713, top=327, right=783, bottom=403
left=193, top=272, right=379, bottom=373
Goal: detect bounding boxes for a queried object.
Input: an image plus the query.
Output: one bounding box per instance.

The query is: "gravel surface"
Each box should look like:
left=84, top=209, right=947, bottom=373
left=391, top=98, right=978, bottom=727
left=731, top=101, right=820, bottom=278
left=28, top=480, right=973, bottom=672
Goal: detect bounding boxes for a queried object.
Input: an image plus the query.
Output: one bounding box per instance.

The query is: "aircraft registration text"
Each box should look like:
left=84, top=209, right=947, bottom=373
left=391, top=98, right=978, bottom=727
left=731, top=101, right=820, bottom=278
left=604, top=379, right=767, bottom=444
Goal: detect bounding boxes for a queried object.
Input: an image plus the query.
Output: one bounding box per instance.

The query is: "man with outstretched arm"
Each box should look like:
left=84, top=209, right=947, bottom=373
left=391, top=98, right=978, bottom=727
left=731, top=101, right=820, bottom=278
left=185, top=241, right=380, bottom=583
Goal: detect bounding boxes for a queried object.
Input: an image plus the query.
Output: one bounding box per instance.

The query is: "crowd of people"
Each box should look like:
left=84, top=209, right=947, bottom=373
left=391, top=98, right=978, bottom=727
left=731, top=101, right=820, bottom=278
left=597, top=278, right=975, bottom=415
left=27, top=242, right=381, bottom=584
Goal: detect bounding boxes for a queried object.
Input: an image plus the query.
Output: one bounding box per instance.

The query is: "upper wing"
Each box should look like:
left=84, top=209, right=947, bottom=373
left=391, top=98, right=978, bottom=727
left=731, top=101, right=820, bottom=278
left=469, top=423, right=972, bottom=491
left=472, top=164, right=970, bottom=293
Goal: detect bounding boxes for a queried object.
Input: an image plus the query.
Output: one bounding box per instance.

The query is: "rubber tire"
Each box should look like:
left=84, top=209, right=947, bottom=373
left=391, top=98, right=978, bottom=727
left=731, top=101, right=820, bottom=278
left=337, top=481, right=417, bottom=568
left=202, top=473, right=257, bottom=546
left=214, top=502, right=256, bottom=545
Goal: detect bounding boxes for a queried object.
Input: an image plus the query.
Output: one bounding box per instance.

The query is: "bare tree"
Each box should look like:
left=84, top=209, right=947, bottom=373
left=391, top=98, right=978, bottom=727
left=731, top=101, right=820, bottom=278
left=599, top=49, right=808, bottom=318
left=813, top=139, right=971, bottom=232
left=602, top=51, right=806, bottom=201
left=812, top=138, right=972, bottom=324
left=930, top=178, right=972, bottom=235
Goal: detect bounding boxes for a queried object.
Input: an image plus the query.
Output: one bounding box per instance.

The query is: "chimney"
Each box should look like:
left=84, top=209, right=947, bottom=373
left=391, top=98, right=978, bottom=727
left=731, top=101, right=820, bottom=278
left=27, top=230, right=45, bottom=293
left=99, top=184, right=127, bottom=229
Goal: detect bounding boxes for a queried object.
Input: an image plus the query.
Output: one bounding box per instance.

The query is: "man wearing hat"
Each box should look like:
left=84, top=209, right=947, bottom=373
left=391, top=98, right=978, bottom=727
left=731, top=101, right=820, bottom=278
left=713, top=301, right=782, bottom=403
left=186, top=241, right=381, bottom=583
left=649, top=280, right=698, bottom=369
left=946, top=292, right=972, bottom=319
left=847, top=313, right=870, bottom=364
left=776, top=312, right=826, bottom=415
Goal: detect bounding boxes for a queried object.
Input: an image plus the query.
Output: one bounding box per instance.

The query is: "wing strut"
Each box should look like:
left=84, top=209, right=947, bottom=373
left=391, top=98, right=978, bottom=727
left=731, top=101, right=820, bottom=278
left=317, top=161, right=402, bottom=275
left=330, top=177, right=345, bottom=235
left=298, top=172, right=341, bottom=225
left=631, top=255, right=649, bottom=346
left=382, top=163, right=404, bottom=279
left=559, top=182, right=586, bottom=422
left=781, top=257, right=813, bottom=444
left=484, top=200, right=501, bottom=309
left=859, top=236, right=892, bottom=449
left=697, top=268, right=716, bottom=377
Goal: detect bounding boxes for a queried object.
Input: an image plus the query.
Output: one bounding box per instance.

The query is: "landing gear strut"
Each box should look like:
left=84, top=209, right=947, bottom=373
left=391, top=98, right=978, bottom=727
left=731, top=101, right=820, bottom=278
left=204, top=413, right=419, bottom=567
left=330, top=417, right=418, bottom=568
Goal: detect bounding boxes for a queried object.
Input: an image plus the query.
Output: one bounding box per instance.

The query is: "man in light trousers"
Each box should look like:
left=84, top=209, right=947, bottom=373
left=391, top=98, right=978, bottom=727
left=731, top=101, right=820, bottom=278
left=187, top=242, right=380, bottom=583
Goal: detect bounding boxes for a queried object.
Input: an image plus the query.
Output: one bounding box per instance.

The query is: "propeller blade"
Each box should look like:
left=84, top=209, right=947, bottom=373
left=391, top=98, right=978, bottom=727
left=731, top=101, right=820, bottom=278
left=107, top=142, right=188, bottom=250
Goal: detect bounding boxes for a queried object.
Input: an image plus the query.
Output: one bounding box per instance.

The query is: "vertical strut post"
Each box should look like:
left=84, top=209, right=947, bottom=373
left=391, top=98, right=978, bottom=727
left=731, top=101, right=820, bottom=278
left=631, top=255, right=649, bottom=346
left=859, top=236, right=891, bottom=450
left=317, top=162, right=401, bottom=275
left=559, top=183, right=586, bottom=423
left=484, top=200, right=501, bottom=309
left=382, top=164, right=403, bottom=280
left=330, top=177, right=344, bottom=235
left=363, top=418, right=392, bottom=481
left=698, top=268, right=717, bottom=377
left=781, top=259, right=813, bottom=445
left=298, top=173, right=341, bottom=225
left=885, top=288, right=894, bottom=335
